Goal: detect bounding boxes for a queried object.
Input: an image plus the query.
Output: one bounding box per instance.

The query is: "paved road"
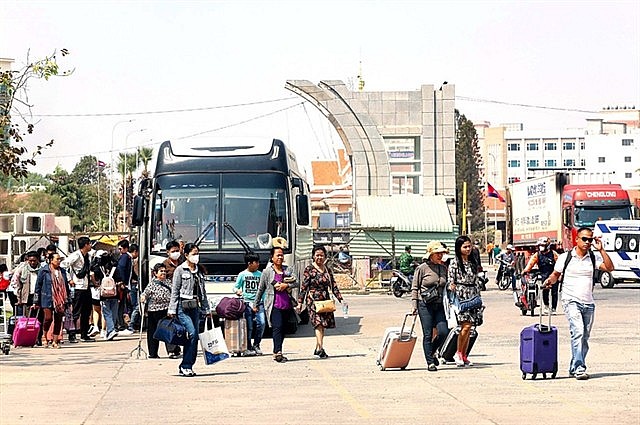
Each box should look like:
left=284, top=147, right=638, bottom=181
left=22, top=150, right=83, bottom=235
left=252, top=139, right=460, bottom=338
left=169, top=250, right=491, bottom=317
left=1, top=272, right=639, bottom=424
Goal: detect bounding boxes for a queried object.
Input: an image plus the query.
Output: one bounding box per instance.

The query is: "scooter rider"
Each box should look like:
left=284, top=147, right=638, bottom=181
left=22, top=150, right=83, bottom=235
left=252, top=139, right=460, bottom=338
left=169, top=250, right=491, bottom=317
left=496, top=244, right=516, bottom=290
left=399, top=246, right=415, bottom=278
left=522, top=237, right=558, bottom=313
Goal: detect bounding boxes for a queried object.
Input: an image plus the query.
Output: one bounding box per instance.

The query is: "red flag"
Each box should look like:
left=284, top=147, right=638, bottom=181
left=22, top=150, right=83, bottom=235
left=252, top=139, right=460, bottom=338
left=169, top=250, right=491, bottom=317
left=97, top=160, right=106, bottom=168
left=487, top=182, right=505, bottom=202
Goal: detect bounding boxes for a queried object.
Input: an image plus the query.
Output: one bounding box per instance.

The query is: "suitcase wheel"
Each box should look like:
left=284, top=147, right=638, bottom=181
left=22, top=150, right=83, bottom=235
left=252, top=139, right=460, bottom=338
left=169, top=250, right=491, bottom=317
left=551, top=372, right=557, bottom=379
left=543, top=373, right=547, bottom=379
left=521, top=373, right=526, bottom=380
left=379, top=365, right=385, bottom=371
left=400, top=366, right=406, bottom=370
left=531, top=373, right=537, bottom=380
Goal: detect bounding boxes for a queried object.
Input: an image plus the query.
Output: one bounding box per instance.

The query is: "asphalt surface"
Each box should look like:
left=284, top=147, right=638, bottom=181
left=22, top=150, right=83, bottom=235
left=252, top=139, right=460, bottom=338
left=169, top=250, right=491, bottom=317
left=1, top=267, right=639, bottom=424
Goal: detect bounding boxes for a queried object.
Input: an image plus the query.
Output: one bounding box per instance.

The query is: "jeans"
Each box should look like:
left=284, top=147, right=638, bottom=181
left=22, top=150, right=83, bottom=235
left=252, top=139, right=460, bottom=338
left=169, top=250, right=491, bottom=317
left=244, top=302, right=266, bottom=348
left=177, top=305, right=200, bottom=370
left=562, top=300, right=595, bottom=374
left=270, top=307, right=292, bottom=354
left=101, top=298, right=119, bottom=334
left=128, top=284, right=140, bottom=331
left=417, top=300, right=448, bottom=365
left=542, top=284, right=559, bottom=310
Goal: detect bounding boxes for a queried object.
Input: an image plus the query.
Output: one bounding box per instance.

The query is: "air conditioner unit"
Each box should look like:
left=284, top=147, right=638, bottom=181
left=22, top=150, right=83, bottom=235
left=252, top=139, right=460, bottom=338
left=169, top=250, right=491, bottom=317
left=0, top=213, right=24, bottom=233
left=23, top=213, right=56, bottom=234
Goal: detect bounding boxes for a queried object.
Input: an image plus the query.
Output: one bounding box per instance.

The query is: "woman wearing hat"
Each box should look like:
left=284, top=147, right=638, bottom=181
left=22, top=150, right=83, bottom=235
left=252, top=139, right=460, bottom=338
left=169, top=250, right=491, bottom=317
left=411, top=241, right=449, bottom=371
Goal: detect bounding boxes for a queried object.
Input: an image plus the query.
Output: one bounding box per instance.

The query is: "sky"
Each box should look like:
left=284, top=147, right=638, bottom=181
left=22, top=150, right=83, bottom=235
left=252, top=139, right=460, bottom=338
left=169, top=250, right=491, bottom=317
left=1, top=0, right=639, bottom=180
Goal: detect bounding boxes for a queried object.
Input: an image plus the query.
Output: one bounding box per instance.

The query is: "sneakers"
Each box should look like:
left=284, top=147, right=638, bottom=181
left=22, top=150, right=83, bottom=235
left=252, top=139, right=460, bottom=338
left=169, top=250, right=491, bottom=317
left=551, top=308, right=557, bottom=314
left=99, top=330, right=106, bottom=339
left=453, top=352, right=465, bottom=367
left=574, top=370, right=590, bottom=380
left=179, top=367, right=195, bottom=377
left=427, top=363, right=438, bottom=372
left=252, top=345, right=263, bottom=356
left=105, top=330, right=118, bottom=341
left=68, top=334, right=78, bottom=344
left=168, top=353, right=182, bottom=359
left=119, top=329, right=134, bottom=336
left=88, top=325, right=100, bottom=337
left=80, top=336, right=96, bottom=342
left=463, top=355, right=473, bottom=367
left=543, top=306, right=550, bottom=314
left=241, top=349, right=257, bottom=357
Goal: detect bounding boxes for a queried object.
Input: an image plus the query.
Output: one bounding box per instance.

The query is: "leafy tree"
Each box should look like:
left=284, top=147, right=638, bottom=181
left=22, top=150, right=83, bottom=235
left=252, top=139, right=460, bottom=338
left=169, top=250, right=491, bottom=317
left=138, top=147, right=154, bottom=178
left=69, top=156, right=110, bottom=230
left=455, top=110, right=485, bottom=234
left=46, top=166, right=83, bottom=231
left=0, top=49, right=72, bottom=178
left=116, top=152, right=139, bottom=230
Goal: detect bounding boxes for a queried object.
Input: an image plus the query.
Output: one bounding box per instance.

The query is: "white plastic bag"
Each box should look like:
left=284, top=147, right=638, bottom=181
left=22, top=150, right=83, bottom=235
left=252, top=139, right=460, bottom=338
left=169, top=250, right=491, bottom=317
left=199, top=319, right=230, bottom=365
left=443, top=288, right=459, bottom=329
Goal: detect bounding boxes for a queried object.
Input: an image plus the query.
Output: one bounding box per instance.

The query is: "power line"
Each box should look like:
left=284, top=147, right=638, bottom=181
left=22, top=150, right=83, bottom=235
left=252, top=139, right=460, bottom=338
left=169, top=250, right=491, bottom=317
left=31, top=97, right=299, bottom=117
left=456, top=96, right=599, bottom=114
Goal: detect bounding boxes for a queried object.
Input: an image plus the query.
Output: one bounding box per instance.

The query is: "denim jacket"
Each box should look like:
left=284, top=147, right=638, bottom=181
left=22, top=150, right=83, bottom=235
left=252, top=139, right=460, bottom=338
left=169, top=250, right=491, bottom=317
left=168, top=262, right=211, bottom=315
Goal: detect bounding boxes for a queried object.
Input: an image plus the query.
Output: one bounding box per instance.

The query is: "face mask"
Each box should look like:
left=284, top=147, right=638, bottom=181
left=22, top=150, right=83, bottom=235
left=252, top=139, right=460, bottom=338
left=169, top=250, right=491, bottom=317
left=188, top=254, right=199, bottom=265
left=169, top=252, right=181, bottom=261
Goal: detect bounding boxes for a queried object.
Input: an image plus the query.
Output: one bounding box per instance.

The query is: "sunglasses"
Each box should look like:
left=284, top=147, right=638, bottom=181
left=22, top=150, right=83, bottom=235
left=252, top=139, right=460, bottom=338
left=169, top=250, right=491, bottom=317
left=580, top=237, right=594, bottom=243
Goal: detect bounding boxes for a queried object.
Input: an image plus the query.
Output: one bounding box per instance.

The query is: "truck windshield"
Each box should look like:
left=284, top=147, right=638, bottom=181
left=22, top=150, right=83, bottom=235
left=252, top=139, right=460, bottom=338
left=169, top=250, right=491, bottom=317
left=151, top=173, right=289, bottom=252
left=574, top=206, right=632, bottom=227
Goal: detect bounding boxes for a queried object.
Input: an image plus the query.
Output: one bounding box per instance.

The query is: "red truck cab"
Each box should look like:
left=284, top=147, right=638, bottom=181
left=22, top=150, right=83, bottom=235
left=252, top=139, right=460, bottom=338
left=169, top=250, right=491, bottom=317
left=561, top=184, right=633, bottom=251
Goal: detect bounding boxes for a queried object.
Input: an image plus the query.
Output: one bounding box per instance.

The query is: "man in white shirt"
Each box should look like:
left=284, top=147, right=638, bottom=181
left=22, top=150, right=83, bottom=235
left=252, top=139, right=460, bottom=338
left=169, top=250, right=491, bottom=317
left=543, top=227, right=613, bottom=380
left=61, top=236, right=95, bottom=343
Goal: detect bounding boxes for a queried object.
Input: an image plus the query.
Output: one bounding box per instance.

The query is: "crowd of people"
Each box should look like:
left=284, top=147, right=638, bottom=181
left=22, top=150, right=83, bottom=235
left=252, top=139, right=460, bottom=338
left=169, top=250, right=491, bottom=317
left=1, top=230, right=611, bottom=381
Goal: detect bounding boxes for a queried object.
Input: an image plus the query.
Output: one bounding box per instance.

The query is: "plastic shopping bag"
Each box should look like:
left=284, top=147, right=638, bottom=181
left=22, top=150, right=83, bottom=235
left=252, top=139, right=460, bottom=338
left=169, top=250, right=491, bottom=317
left=199, top=319, right=230, bottom=365
left=443, top=288, right=459, bottom=329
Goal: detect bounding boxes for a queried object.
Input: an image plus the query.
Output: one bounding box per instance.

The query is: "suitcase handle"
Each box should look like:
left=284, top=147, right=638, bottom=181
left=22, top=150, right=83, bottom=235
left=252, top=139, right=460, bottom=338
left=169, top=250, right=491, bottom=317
left=399, top=313, right=417, bottom=342
left=538, top=276, right=552, bottom=332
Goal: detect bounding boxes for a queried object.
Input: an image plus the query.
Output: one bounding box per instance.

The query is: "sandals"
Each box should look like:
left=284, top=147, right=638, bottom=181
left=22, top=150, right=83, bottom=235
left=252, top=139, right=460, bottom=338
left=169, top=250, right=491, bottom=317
left=273, top=353, right=288, bottom=363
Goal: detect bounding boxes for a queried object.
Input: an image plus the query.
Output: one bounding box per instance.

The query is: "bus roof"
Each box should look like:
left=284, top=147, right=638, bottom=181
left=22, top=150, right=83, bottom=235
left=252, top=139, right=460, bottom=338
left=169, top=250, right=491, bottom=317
left=154, top=138, right=301, bottom=176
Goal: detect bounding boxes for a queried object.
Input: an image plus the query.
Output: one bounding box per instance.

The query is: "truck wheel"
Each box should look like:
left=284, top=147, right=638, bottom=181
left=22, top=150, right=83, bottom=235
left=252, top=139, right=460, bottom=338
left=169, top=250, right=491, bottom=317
left=600, top=271, right=615, bottom=289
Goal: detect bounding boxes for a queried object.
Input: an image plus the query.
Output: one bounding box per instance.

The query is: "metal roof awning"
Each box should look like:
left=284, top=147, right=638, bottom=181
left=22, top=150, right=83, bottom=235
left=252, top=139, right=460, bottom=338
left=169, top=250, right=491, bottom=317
left=356, top=195, right=454, bottom=232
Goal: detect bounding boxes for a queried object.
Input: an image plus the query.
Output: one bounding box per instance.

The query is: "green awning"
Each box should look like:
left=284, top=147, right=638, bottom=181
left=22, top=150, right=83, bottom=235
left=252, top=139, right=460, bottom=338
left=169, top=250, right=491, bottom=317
left=356, top=195, right=453, bottom=232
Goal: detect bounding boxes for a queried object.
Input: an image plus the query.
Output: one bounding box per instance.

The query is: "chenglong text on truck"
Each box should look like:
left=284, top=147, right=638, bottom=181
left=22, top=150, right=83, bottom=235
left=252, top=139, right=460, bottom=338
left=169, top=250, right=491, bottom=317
left=506, top=173, right=633, bottom=253
left=132, top=138, right=313, bottom=299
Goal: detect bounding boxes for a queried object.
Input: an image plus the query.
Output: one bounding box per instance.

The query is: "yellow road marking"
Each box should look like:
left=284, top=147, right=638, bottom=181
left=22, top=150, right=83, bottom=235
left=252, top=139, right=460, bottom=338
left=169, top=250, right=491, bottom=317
left=310, top=361, right=372, bottom=418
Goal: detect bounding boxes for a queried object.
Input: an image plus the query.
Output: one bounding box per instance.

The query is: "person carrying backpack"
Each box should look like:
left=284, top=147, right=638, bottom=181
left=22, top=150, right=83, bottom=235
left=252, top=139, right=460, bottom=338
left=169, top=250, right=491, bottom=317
left=542, top=227, right=613, bottom=380
left=522, top=237, right=559, bottom=313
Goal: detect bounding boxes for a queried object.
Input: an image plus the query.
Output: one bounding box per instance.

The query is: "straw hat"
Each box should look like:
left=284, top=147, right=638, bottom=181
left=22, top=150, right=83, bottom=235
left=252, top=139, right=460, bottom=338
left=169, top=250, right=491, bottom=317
left=425, top=241, right=448, bottom=260
left=272, top=237, right=288, bottom=249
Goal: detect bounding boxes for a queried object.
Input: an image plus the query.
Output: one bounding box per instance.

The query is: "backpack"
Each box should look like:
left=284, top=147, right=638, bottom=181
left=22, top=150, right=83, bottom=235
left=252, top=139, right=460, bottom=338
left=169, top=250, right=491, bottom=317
left=100, top=267, right=117, bottom=298
left=559, top=249, right=599, bottom=291
left=215, top=297, right=246, bottom=320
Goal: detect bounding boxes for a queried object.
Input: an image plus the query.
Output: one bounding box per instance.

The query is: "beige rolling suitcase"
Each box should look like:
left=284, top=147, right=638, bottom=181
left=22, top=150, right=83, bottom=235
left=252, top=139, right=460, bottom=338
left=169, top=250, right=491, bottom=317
left=376, top=313, right=417, bottom=371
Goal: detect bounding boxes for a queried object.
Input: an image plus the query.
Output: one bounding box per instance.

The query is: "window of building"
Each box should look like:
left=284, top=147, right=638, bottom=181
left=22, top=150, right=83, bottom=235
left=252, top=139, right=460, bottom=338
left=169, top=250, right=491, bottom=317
left=580, top=141, right=585, bottom=150
left=507, top=143, right=521, bottom=151
left=508, top=160, right=520, bottom=167
left=580, top=159, right=586, bottom=167
left=622, top=139, right=634, bottom=146
left=544, top=142, right=557, bottom=150
left=545, top=159, right=557, bottom=167
left=526, top=143, right=539, bottom=151
left=598, top=157, right=605, bottom=163
left=527, top=160, right=539, bottom=167
left=625, top=173, right=632, bottom=178
left=625, top=156, right=631, bottom=163
left=562, top=142, right=575, bottom=150
left=384, top=136, right=422, bottom=195
left=508, top=177, right=520, bottom=184
left=563, top=159, right=575, bottom=167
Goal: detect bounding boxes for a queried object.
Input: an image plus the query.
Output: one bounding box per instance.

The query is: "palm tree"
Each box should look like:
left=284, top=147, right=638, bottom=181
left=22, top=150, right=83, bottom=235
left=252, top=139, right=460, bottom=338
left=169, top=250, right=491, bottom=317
left=138, top=147, right=154, bottom=178
left=116, top=152, right=139, bottom=230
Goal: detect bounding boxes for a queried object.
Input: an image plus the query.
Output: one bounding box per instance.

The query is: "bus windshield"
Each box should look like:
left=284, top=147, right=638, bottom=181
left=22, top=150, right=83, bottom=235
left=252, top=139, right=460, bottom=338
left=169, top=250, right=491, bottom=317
left=574, top=206, right=632, bottom=227
left=151, top=173, right=290, bottom=252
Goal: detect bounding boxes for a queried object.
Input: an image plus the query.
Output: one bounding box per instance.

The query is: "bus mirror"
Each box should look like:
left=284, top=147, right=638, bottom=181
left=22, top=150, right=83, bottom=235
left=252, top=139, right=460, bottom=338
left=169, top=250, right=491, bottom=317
left=131, top=196, right=145, bottom=227
left=296, top=194, right=310, bottom=226
left=291, top=177, right=305, bottom=194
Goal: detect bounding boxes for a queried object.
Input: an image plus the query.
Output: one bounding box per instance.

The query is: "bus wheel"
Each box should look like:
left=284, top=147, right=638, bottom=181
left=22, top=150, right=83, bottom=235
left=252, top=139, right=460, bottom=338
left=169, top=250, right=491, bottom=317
left=600, top=271, right=615, bottom=289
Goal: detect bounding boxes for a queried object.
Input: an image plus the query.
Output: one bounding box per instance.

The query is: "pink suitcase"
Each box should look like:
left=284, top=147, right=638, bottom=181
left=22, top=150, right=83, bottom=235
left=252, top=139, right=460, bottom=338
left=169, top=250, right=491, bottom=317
left=377, top=313, right=417, bottom=371
left=12, top=310, right=41, bottom=347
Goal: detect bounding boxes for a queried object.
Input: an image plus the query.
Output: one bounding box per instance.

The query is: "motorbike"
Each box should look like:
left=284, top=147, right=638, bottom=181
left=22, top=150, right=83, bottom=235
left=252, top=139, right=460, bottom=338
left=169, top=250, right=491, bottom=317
left=497, top=258, right=516, bottom=291
left=390, top=269, right=412, bottom=298
left=517, top=272, right=541, bottom=316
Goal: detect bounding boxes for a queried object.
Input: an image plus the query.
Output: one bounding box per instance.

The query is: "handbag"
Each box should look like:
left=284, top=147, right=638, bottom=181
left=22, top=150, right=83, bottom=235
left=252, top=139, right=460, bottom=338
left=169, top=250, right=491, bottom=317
left=459, top=295, right=483, bottom=312
left=421, top=285, right=440, bottom=304
left=199, top=319, right=230, bottom=365
left=314, top=299, right=336, bottom=314
left=153, top=318, right=190, bottom=346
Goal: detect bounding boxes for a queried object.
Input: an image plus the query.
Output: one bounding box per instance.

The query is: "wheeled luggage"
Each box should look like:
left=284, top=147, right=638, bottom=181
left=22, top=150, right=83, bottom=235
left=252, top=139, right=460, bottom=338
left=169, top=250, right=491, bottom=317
left=223, top=317, right=247, bottom=356
left=376, top=313, right=417, bottom=371
left=12, top=309, right=41, bottom=347
left=520, top=304, right=558, bottom=380
left=437, top=326, right=478, bottom=363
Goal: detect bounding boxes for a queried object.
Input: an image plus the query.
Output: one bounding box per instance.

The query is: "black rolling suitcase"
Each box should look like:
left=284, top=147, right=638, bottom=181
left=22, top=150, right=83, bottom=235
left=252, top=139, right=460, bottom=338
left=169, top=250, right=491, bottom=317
left=437, top=326, right=477, bottom=364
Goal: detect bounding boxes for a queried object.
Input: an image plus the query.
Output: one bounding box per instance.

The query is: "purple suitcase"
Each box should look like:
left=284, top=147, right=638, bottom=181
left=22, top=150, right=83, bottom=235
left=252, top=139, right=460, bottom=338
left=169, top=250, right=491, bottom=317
left=519, top=308, right=558, bottom=380
left=12, top=310, right=41, bottom=347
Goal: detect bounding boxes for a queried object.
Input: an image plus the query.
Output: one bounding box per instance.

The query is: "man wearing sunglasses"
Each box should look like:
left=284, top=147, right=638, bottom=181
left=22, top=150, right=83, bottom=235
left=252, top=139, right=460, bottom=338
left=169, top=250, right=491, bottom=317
left=543, top=227, right=613, bottom=380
